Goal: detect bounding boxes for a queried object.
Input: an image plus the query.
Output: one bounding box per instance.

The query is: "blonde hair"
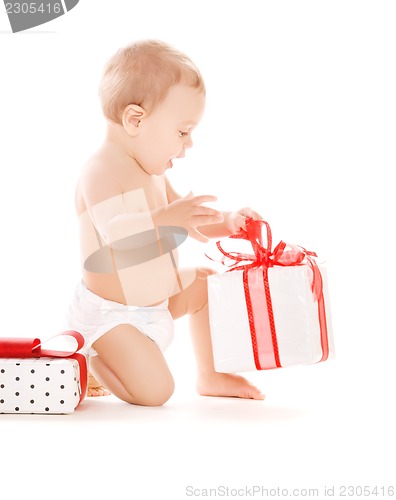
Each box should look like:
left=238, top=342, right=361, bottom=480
left=98, top=39, right=205, bottom=124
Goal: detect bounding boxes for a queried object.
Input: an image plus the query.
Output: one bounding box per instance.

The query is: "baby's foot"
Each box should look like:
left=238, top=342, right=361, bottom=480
left=87, top=373, right=111, bottom=397
left=197, top=372, right=265, bottom=400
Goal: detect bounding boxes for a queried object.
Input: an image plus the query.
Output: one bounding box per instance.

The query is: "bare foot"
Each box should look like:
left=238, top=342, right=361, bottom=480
left=197, top=372, right=265, bottom=400
left=87, top=373, right=111, bottom=397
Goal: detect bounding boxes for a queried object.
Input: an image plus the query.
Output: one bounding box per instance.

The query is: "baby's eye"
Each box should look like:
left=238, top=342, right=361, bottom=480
left=179, top=130, right=189, bottom=138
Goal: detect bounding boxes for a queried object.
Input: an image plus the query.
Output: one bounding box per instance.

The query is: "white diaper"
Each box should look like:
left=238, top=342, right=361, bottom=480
left=65, top=282, right=174, bottom=356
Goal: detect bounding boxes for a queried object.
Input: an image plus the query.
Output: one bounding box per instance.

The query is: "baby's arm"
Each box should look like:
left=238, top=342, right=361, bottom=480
left=152, top=177, right=224, bottom=243
left=164, top=178, right=262, bottom=239
left=81, top=167, right=223, bottom=247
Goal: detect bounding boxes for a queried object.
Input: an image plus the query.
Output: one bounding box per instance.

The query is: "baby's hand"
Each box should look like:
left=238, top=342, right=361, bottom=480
left=226, top=207, right=263, bottom=234
left=163, top=192, right=224, bottom=242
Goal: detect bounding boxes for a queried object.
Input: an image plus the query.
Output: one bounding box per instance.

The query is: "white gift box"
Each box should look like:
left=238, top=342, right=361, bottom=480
left=208, top=262, right=334, bottom=373
left=0, top=357, right=83, bottom=414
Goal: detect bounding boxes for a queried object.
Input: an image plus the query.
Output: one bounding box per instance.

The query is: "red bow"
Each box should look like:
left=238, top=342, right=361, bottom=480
left=216, top=218, right=323, bottom=302
left=0, top=330, right=87, bottom=406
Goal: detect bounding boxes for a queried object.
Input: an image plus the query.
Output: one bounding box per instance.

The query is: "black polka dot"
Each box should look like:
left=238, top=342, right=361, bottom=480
left=0, top=399, right=4, bottom=403
left=45, top=392, right=50, bottom=396
left=45, top=407, right=49, bottom=412
left=60, top=400, right=64, bottom=404
left=15, top=377, right=20, bottom=381
left=15, top=392, right=19, bottom=396
left=60, top=385, right=65, bottom=389
left=45, top=377, right=50, bottom=381
left=46, top=363, right=50, bottom=366
left=60, top=370, right=65, bottom=374
left=31, top=369, right=35, bottom=374
left=16, top=363, right=20, bottom=366
left=30, top=384, right=35, bottom=389
left=15, top=407, right=19, bottom=411
left=0, top=384, right=4, bottom=389
left=0, top=369, right=5, bottom=373
left=30, top=400, right=34, bottom=404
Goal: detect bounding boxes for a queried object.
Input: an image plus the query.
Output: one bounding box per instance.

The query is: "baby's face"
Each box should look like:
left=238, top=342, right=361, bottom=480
left=133, top=84, right=205, bottom=175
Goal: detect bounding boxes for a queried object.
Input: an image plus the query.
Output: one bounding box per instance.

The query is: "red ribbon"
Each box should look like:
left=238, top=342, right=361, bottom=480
left=214, top=218, right=329, bottom=369
left=0, top=331, right=87, bottom=406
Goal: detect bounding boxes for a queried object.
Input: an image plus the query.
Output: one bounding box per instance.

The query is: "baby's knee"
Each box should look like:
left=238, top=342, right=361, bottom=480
left=135, top=387, right=174, bottom=407
left=145, top=377, right=175, bottom=406
left=193, top=267, right=217, bottom=310
left=196, top=266, right=217, bottom=282
left=125, top=373, right=175, bottom=407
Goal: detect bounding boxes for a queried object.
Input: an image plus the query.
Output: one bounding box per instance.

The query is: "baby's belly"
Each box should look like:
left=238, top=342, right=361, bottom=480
left=82, top=248, right=192, bottom=307
left=82, top=269, right=129, bottom=305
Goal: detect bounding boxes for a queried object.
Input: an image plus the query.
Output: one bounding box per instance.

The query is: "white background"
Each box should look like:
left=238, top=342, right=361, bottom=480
left=0, top=1, right=395, bottom=499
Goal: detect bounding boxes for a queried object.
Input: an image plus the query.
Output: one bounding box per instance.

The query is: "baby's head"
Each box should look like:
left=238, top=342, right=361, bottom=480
left=99, top=39, right=205, bottom=124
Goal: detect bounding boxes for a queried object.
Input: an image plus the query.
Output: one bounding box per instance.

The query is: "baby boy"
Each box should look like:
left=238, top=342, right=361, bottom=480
left=66, top=40, right=264, bottom=405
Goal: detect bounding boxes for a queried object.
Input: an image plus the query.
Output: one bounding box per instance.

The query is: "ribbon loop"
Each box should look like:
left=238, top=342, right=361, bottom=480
left=0, top=337, right=41, bottom=358
left=33, top=330, right=85, bottom=358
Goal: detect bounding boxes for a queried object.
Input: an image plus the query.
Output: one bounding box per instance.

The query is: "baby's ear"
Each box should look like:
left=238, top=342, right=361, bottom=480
left=122, top=104, right=146, bottom=136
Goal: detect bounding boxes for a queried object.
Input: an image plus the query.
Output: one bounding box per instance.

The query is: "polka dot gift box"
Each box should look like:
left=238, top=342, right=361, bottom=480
left=0, top=331, right=87, bottom=414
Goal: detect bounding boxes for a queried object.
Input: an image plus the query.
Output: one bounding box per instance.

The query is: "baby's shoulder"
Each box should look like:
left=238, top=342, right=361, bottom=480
left=78, top=150, right=125, bottom=207
left=81, top=147, right=119, bottom=177
left=77, top=145, right=167, bottom=210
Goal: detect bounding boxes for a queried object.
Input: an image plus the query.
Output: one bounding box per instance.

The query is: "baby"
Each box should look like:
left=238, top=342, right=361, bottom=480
left=66, top=40, right=264, bottom=405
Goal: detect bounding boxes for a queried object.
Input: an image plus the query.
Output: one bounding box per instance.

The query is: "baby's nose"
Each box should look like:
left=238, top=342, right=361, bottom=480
left=184, top=135, right=193, bottom=149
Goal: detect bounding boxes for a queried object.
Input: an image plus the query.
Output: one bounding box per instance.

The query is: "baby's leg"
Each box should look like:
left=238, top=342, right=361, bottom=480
left=89, top=324, right=175, bottom=406
left=169, top=268, right=264, bottom=400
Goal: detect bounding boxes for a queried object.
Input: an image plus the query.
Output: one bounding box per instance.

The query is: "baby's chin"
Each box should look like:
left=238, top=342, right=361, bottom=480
left=140, top=163, right=169, bottom=176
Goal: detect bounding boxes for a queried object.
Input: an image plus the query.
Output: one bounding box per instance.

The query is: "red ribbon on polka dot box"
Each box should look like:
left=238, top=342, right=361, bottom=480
left=0, top=331, right=87, bottom=414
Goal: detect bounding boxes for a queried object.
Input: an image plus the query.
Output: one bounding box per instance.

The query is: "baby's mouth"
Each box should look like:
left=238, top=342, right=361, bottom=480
left=168, top=152, right=184, bottom=168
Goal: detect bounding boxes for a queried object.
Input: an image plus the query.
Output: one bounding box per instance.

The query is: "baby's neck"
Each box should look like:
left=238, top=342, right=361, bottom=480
left=100, top=122, right=140, bottom=170
left=104, top=122, right=132, bottom=154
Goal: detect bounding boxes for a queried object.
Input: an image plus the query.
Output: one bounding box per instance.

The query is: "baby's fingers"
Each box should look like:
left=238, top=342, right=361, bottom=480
left=190, top=194, right=218, bottom=206
left=241, top=207, right=263, bottom=221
